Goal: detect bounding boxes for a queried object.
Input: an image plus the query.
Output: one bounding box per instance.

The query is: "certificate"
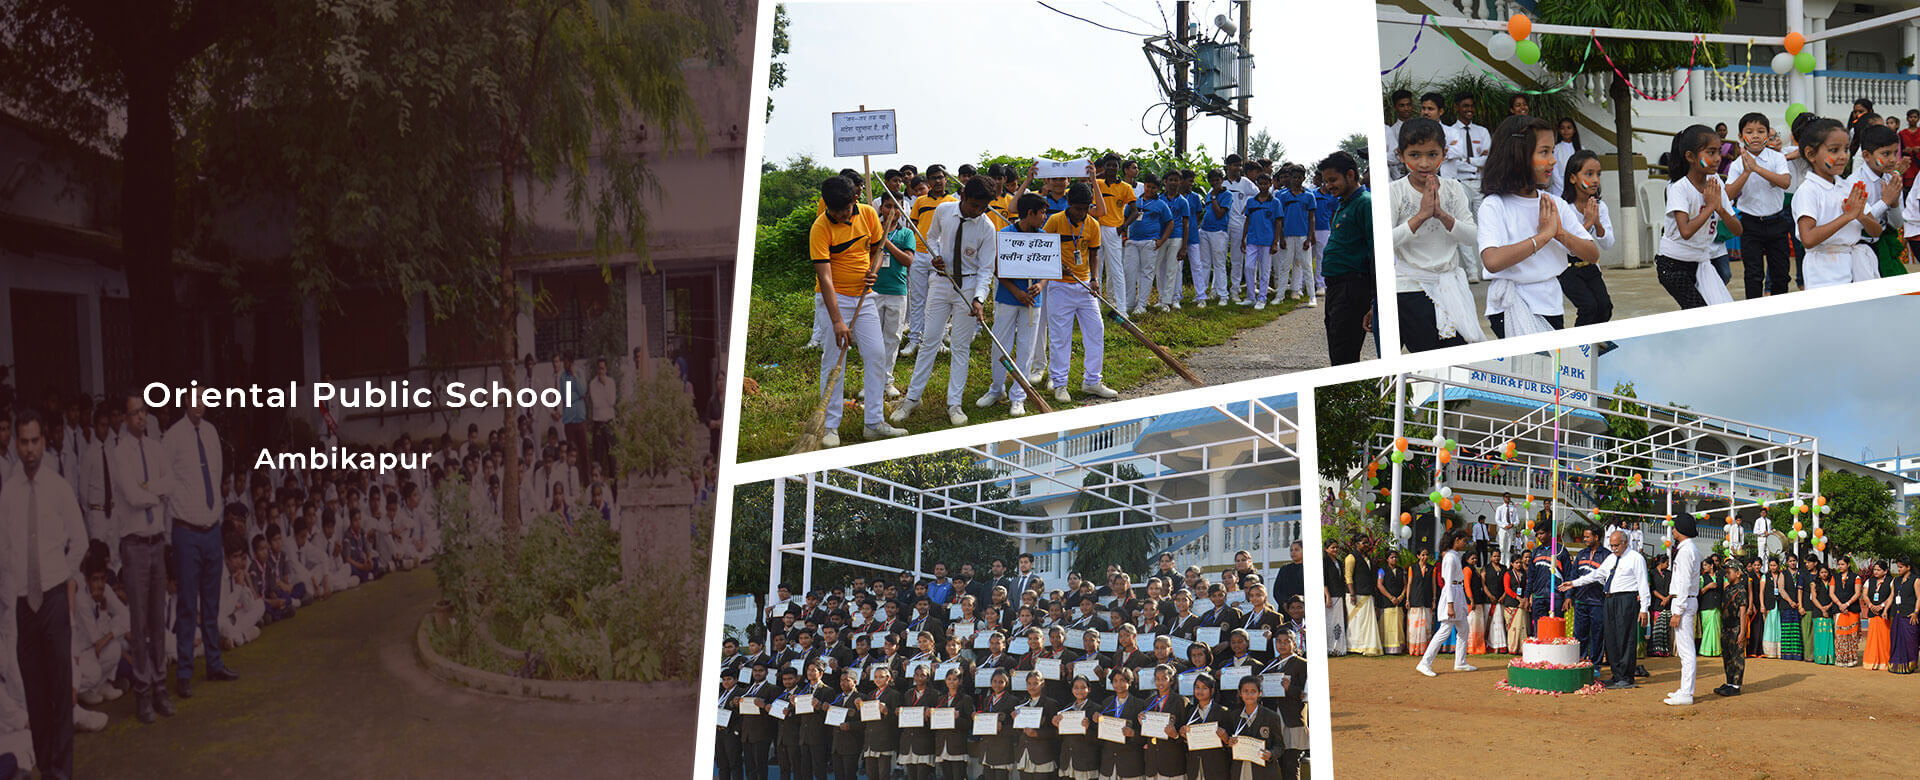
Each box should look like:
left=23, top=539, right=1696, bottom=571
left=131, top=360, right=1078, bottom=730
left=825, top=706, right=849, bottom=726
left=1220, top=666, right=1251, bottom=691
left=770, top=699, right=790, bottom=719
left=906, top=658, right=932, bottom=678
left=1260, top=673, right=1290, bottom=698
left=1062, top=628, right=1086, bottom=648
left=1013, top=706, right=1044, bottom=729
left=954, top=622, right=975, bottom=639
left=1140, top=711, right=1171, bottom=738
left=715, top=708, right=733, bottom=728
left=1071, top=660, right=1100, bottom=681
left=973, top=712, right=1000, bottom=735
left=860, top=700, right=883, bottom=721
left=1169, top=637, right=1195, bottom=658
left=738, top=698, right=761, bottom=715
left=1227, top=590, right=1249, bottom=605
left=931, top=707, right=957, bottom=730
left=1136, top=633, right=1157, bottom=650
left=1097, top=715, right=1128, bottom=743
left=973, top=632, right=993, bottom=649
left=1232, top=737, right=1266, bottom=765
left=1197, top=627, right=1222, bottom=645
left=898, top=706, right=926, bottom=729
left=935, top=661, right=960, bottom=682
left=866, top=665, right=884, bottom=682
left=1247, top=632, right=1269, bottom=652
left=788, top=658, right=806, bottom=674
left=1178, top=669, right=1200, bottom=696
left=1057, top=711, right=1089, bottom=735
left=771, top=602, right=789, bottom=616
left=949, top=603, right=963, bottom=619
left=1098, top=632, right=1119, bottom=653
left=1009, top=637, right=1030, bottom=654
left=1186, top=725, right=1223, bottom=750
left=794, top=694, right=816, bottom=714
left=975, top=668, right=997, bottom=689
left=1036, top=658, right=1063, bottom=680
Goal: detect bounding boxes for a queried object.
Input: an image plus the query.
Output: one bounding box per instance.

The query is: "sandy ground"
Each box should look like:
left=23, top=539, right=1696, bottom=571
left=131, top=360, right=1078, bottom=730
left=1138, top=298, right=1377, bottom=395
left=76, top=568, right=696, bottom=779
left=1327, top=652, right=1920, bottom=777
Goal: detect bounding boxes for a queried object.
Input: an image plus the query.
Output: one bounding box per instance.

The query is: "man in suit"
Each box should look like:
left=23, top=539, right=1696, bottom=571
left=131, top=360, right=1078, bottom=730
left=1008, top=552, right=1041, bottom=599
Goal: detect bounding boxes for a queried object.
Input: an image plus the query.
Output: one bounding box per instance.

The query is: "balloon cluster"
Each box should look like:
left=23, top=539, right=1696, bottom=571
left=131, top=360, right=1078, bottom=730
left=1428, top=485, right=1456, bottom=512
left=1769, top=32, right=1814, bottom=77
left=1390, top=436, right=1409, bottom=463
left=1488, top=14, right=1540, bottom=64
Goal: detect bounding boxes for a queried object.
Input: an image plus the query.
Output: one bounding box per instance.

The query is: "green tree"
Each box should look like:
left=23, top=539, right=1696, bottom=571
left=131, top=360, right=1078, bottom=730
left=1338, top=132, right=1369, bottom=175
left=1314, top=379, right=1390, bottom=482
left=1536, top=0, right=1736, bottom=209
left=1245, top=128, right=1285, bottom=166
left=767, top=3, right=788, bottom=121
left=758, top=154, right=837, bottom=225
left=1069, top=464, right=1162, bottom=582
left=1768, top=470, right=1901, bottom=560
left=1594, top=383, right=1662, bottom=521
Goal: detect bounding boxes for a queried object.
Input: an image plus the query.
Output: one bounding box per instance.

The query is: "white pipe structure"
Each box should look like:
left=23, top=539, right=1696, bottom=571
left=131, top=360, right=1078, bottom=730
left=1375, top=8, right=1920, bottom=45
left=762, top=404, right=1302, bottom=606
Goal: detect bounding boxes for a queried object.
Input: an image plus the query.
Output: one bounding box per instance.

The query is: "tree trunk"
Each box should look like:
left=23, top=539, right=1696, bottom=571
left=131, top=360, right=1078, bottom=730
left=498, top=148, right=523, bottom=539
left=1611, top=74, right=1636, bottom=209
left=122, top=55, right=180, bottom=382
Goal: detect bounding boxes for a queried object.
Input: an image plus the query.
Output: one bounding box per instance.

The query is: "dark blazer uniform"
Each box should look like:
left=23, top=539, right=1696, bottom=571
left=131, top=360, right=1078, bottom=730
left=1181, top=699, right=1233, bottom=780
left=1013, top=693, right=1062, bottom=770
left=736, top=680, right=778, bottom=780
left=715, top=684, right=747, bottom=780
left=1266, top=654, right=1310, bottom=779
left=1032, top=646, right=1081, bottom=702
left=858, top=686, right=905, bottom=753
left=1226, top=705, right=1286, bottom=780
left=1055, top=698, right=1102, bottom=776
left=795, top=682, right=833, bottom=780
left=774, top=685, right=808, bottom=777
left=928, top=690, right=975, bottom=763
left=976, top=689, right=1022, bottom=768
left=1167, top=613, right=1202, bottom=640
left=1236, top=608, right=1287, bottom=664
left=1107, top=648, right=1155, bottom=671
left=1096, top=693, right=1148, bottom=779
left=825, top=688, right=865, bottom=780
left=1139, top=689, right=1190, bottom=779
left=898, top=686, right=940, bottom=759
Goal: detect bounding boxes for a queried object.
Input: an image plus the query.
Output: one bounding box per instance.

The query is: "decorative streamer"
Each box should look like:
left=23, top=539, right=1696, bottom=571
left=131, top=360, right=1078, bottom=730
left=1698, top=36, right=1756, bottom=92
left=1591, top=33, right=1700, bottom=102
left=1381, top=14, right=1428, bottom=76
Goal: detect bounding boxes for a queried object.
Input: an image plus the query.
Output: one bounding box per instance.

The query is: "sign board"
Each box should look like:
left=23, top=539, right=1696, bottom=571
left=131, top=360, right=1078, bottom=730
left=832, top=109, right=897, bottom=157
left=1033, top=157, right=1090, bottom=179
left=996, top=232, right=1062, bottom=280
left=1451, top=346, right=1598, bottom=409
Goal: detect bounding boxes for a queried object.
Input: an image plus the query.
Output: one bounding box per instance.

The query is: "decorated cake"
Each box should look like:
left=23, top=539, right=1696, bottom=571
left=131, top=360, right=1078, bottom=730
left=1502, top=617, right=1596, bottom=694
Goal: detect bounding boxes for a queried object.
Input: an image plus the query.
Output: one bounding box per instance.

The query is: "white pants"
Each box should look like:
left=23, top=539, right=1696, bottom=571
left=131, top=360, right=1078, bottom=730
left=989, top=302, right=1042, bottom=403
left=1124, top=239, right=1159, bottom=311
left=1313, top=229, right=1331, bottom=290
left=906, top=252, right=935, bottom=344
left=1192, top=229, right=1228, bottom=302
left=1227, top=216, right=1248, bottom=296
left=1156, top=237, right=1184, bottom=306
left=1674, top=602, right=1698, bottom=697
left=1029, top=293, right=1051, bottom=376
left=1244, top=244, right=1273, bottom=303
left=1420, top=618, right=1468, bottom=669
left=1047, top=282, right=1104, bottom=387
left=810, top=292, right=829, bottom=344
left=1100, top=226, right=1127, bottom=312
left=1279, top=235, right=1314, bottom=297
left=817, top=292, right=888, bottom=429
left=875, top=293, right=907, bottom=380
left=1497, top=529, right=1513, bottom=566
left=905, top=279, right=982, bottom=410
left=73, top=637, right=122, bottom=692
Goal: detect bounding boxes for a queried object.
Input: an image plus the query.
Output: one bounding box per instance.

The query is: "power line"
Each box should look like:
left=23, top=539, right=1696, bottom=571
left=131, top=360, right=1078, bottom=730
left=1035, top=1, right=1154, bottom=36
left=1101, top=1, right=1162, bottom=32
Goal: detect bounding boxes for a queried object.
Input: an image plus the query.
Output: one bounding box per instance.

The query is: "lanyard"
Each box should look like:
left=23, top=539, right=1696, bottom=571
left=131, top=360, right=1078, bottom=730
left=834, top=692, right=853, bottom=706
left=1109, top=696, right=1126, bottom=716
left=987, top=692, right=1003, bottom=710
left=1148, top=693, right=1167, bottom=711
left=1233, top=712, right=1257, bottom=736
left=1187, top=706, right=1209, bottom=725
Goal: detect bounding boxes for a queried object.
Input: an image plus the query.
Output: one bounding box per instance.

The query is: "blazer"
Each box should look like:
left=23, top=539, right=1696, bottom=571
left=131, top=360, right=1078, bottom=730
left=1182, top=699, right=1234, bottom=780
left=1139, top=689, right=1192, bottom=778
left=857, top=686, right=904, bottom=753
left=825, top=688, right=866, bottom=756
left=976, top=688, right=1023, bottom=766
left=1014, top=693, right=1063, bottom=767
left=736, top=680, right=779, bottom=744
left=897, top=686, right=940, bottom=756
left=928, top=690, right=975, bottom=760
left=1054, top=698, right=1103, bottom=773
left=1226, top=705, right=1286, bottom=780
left=1096, top=693, right=1149, bottom=779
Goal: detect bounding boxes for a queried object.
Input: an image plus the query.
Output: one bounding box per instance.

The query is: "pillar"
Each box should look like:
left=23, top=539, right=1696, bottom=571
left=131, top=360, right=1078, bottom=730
left=1905, top=23, right=1920, bottom=108
left=1802, top=0, right=1839, bottom=112
left=1208, top=468, right=1228, bottom=564
left=1809, top=18, right=1829, bottom=111
left=1786, top=0, right=1808, bottom=108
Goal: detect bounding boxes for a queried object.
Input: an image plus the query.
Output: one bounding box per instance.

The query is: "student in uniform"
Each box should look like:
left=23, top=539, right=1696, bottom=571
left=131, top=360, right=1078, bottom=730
left=898, top=664, right=939, bottom=780
left=827, top=669, right=866, bottom=780
left=773, top=668, right=807, bottom=778
left=1849, top=124, right=1905, bottom=278
left=872, top=196, right=918, bottom=399
left=1014, top=669, right=1063, bottom=780
left=1725, top=113, right=1796, bottom=297
left=1476, top=114, right=1599, bottom=337
left=978, top=193, right=1051, bottom=417
left=716, top=668, right=747, bottom=780
left=1156, top=171, right=1193, bottom=311
left=1794, top=116, right=1882, bottom=288
left=903, top=166, right=957, bottom=358
left=1224, top=677, right=1283, bottom=780
left=1096, top=666, right=1148, bottom=780
left=1393, top=117, right=1482, bottom=352
left=1274, top=165, right=1318, bottom=306
left=1123, top=172, right=1177, bottom=315
left=1557, top=150, right=1615, bottom=326
left=1221, top=155, right=1261, bottom=303
left=928, top=667, right=974, bottom=780
left=1258, top=631, right=1308, bottom=780
left=857, top=665, right=904, bottom=779
left=893, top=176, right=998, bottom=428
left=736, top=662, right=777, bottom=780
left=1657, top=125, right=1741, bottom=309
left=1052, top=676, right=1101, bottom=780
left=977, top=667, right=1020, bottom=780
left=1095, top=155, right=1140, bottom=311
left=1139, top=664, right=1189, bottom=780
left=1044, top=183, right=1119, bottom=403
left=1239, top=173, right=1280, bottom=310
left=812, top=175, right=909, bottom=447
left=1192, top=170, right=1235, bottom=308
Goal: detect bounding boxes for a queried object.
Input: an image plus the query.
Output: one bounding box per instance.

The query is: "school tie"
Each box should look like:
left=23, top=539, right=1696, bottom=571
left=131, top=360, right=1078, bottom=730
left=26, top=477, right=42, bottom=610
left=949, top=217, right=966, bottom=288
left=196, top=423, right=215, bottom=511
left=139, top=441, right=154, bottom=531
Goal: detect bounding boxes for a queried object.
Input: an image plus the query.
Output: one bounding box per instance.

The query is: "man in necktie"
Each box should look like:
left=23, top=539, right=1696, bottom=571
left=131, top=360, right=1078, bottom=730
left=891, top=176, right=997, bottom=429
left=3, top=410, right=91, bottom=778
left=1558, top=529, right=1650, bottom=690
left=111, top=394, right=175, bottom=724
left=163, top=392, right=241, bottom=708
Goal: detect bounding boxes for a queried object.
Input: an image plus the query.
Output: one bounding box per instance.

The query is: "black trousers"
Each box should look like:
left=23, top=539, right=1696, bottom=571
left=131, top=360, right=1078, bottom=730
left=1486, top=312, right=1564, bottom=339
left=1396, top=291, right=1467, bottom=353
left=1603, top=593, right=1640, bottom=683
left=1557, top=263, right=1613, bottom=327
left=1324, top=271, right=1375, bottom=365
left=741, top=739, right=769, bottom=780
left=1573, top=600, right=1605, bottom=666
left=832, top=751, right=862, bottom=780
left=1741, top=211, right=1793, bottom=297
left=1655, top=255, right=1709, bottom=309
left=19, top=587, right=73, bottom=780
left=715, top=732, right=745, bottom=780
left=1529, top=599, right=1552, bottom=639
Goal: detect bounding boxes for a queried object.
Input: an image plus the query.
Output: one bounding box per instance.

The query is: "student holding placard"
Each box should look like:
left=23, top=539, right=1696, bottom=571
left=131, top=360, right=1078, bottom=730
left=932, top=668, right=976, bottom=780
left=1226, top=677, right=1284, bottom=780
left=897, top=665, right=939, bottom=780
left=857, top=666, right=903, bottom=780
left=1239, top=583, right=1287, bottom=663
left=828, top=670, right=866, bottom=780
left=937, top=636, right=974, bottom=685
left=978, top=668, right=1020, bottom=780
left=715, top=667, right=747, bottom=780
left=1036, top=626, right=1081, bottom=702
left=1109, top=624, right=1154, bottom=670
left=1200, top=583, right=1245, bottom=639
left=736, top=662, right=777, bottom=780
left=1097, top=666, right=1149, bottom=780
left=1181, top=672, right=1233, bottom=780
left=797, top=661, right=833, bottom=780
left=1257, top=632, right=1308, bottom=779
left=1141, top=664, right=1191, bottom=780
left=1014, top=670, right=1063, bottom=780
left=1215, top=630, right=1260, bottom=707
left=1168, top=590, right=1203, bottom=640
left=980, top=193, right=1054, bottom=416
left=773, top=668, right=805, bottom=778
left=1146, top=635, right=1188, bottom=674
left=1075, top=629, right=1110, bottom=693
left=1054, top=677, right=1102, bottom=780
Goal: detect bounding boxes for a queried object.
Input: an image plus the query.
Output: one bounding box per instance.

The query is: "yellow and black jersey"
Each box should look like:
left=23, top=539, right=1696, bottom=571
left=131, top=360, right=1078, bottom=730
left=810, top=203, right=884, bottom=296
left=986, top=193, right=1016, bottom=229
left=1095, top=179, right=1136, bottom=228
left=1044, top=210, right=1102, bottom=282
left=911, top=193, right=956, bottom=244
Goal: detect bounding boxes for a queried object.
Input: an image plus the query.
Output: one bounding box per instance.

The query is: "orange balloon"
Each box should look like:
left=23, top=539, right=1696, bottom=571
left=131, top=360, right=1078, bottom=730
left=1439, top=498, right=1454, bottom=511
left=1400, top=512, right=1413, bottom=524
left=1784, top=31, right=1804, bottom=55
left=1792, top=520, right=1803, bottom=531
left=1814, top=495, right=1826, bottom=507
left=1508, top=14, right=1532, bottom=41
left=1395, top=436, right=1409, bottom=451
left=1438, top=451, right=1453, bottom=465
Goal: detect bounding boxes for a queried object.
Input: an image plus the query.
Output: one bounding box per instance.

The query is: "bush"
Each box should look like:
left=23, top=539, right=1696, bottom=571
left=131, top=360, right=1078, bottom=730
left=753, top=201, right=821, bottom=295
left=1382, top=72, right=1579, bottom=126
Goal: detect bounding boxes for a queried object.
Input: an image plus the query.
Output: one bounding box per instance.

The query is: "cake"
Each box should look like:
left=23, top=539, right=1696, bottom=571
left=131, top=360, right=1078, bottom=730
left=1503, top=617, right=1595, bottom=693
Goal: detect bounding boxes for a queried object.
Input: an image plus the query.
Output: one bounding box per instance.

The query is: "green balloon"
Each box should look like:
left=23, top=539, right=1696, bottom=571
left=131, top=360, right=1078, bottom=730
left=1444, top=438, right=1457, bottom=450
left=1390, top=451, right=1405, bottom=463
left=1429, top=491, right=1443, bottom=502
left=1516, top=39, right=1541, bottom=65
left=1785, top=102, right=1808, bottom=127
left=1794, top=51, right=1815, bottom=74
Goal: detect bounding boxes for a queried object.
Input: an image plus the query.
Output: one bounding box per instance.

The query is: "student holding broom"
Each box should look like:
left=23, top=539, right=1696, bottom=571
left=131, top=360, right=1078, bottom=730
left=892, top=176, right=999, bottom=428
left=810, top=175, right=909, bottom=448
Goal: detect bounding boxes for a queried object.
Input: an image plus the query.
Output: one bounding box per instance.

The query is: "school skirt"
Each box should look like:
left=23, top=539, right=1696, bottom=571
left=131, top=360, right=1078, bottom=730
left=1407, top=607, right=1434, bottom=652
left=1835, top=612, right=1862, bottom=667
left=1382, top=606, right=1407, bottom=654
left=1865, top=615, right=1893, bottom=670
left=1779, top=608, right=1804, bottom=660
left=1466, top=604, right=1490, bottom=655
left=1811, top=617, right=1835, bottom=664
left=1762, top=607, right=1782, bottom=658
left=1347, top=595, right=1384, bottom=656
left=1698, top=609, right=1722, bottom=657
left=1800, top=612, right=1815, bottom=660
left=1488, top=604, right=1508, bottom=653
left=1891, top=615, right=1920, bottom=674
left=1325, top=599, right=1349, bottom=656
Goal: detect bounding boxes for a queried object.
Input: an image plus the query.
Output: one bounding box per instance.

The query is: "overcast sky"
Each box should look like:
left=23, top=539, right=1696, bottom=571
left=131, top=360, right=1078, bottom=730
left=1598, top=296, right=1920, bottom=463
left=762, top=0, right=1376, bottom=169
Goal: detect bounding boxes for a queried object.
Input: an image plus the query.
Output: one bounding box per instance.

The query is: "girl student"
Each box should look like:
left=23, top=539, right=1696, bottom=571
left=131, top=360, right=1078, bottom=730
left=1475, top=114, right=1600, bottom=337
left=1392, top=117, right=1484, bottom=352
left=1725, top=112, right=1796, bottom=298
left=931, top=667, right=975, bottom=780
left=1656, top=124, right=1741, bottom=309
left=1180, top=672, right=1232, bottom=780
left=1557, top=150, right=1615, bottom=326
left=1793, top=115, right=1883, bottom=288
left=1547, top=116, right=1582, bottom=198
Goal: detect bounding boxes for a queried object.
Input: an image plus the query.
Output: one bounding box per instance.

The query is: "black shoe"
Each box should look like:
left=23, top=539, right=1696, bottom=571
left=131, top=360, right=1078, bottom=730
left=1635, top=665, right=1648, bottom=678
left=175, top=677, right=193, bottom=699
left=1605, top=679, right=1637, bottom=690
left=153, top=691, right=175, bottom=717
left=1721, top=686, right=1741, bottom=696
left=207, top=666, right=240, bottom=683
left=136, top=694, right=156, bottom=724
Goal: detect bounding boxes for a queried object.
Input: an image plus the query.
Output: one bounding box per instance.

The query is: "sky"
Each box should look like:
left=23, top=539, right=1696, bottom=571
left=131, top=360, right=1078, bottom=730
left=761, top=0, right=1377, bottom=169
left=1598, top=295, right=1920, bottom=463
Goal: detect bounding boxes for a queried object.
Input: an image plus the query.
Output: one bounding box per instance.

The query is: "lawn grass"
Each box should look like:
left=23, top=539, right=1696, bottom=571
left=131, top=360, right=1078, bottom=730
left=736, top=278, right=1296, bottom=462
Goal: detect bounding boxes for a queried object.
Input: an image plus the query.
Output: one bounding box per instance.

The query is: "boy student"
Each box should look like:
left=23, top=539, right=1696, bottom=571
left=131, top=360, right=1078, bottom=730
left=901, top=165, right=956, bottom=359
left=1849, top=123, right=1906, bottom=279
left=1393, top=117, right=1483, bottom=353
left=1192, top=169, right=1235, bottom=307
left=1385, top=88, right=1416, bottom=180
left=1240, top=171, right=1281, bottom=310
left=979, top=193, right=1051, bottom=417
left=1310, top=171, right=1340, bottom=296
left=1157, top=170, right=1193, bottom=311
left=1445, top=92, right=1491, bottom=282
left=1094, top=154, right=1139, bottom=312
left=1045, top=183, right=1120, bottom=403
left=1318, top=151, right=1375, bottom=365
left=1222, top=153, right=1260, bottom=303
left=1123, top=172, right=1177, bottom=315
left=892, top=176, right=998, bottom=428
left=1725, top=112, right=1796, bottom=297
left=1276, top=164, right=1319, bottom=307
left=813, top=175, right=910, bottom=447
left=872, top=196, right=916, bottom=399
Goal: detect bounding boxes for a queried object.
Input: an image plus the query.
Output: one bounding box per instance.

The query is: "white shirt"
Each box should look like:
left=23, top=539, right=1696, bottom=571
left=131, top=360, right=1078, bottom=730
left=1223, top=177, right=1258, bottom=221
left=1572, top=197, right=1616, bottom=252
left=1385, top=120, right=1407, bottom=179
left=923, top=200, right=998, bottom=302
left=1438, top=550, right=1469, bottom=621
left=1727, top=147, right=1789, bottom=216
left=0, top=465, right=90, bottom=599
left=112, top=434, right=169, bottom=539
left=1471, top=523, right=1489, bottom=541
left=1478, top=193, right=1591, bottom=316
left=1659, top=176, right=1724, bottom=262
left=1563, top=548, right=1651, bottom=613
left=162, top=416, right=223, bottom=530
left=587, top=375, right=618, bottom=423
left=1444, top=121, right=1490, bottom=181
left=1390, top=175, right=1478, bottom=293
left=1903, top=176, right=1920, bottom=238
left=1493, top=503, right=1517, bottom=532
left=1847, top=164, right=1898, bottom=225
left=1546, top=141, right=1577, bottom=198
left=1668, top=537, right=1702, bottom=613
left=78, top=436, right=114, bottom=515
left=1793, top=173, right=1864, bottom=250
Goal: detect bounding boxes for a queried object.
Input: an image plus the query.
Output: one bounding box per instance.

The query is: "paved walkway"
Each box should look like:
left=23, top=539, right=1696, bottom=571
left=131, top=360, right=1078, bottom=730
left=77, top=569, right=694, bottom=778
left=1137, top=298, right=1378, bottom=395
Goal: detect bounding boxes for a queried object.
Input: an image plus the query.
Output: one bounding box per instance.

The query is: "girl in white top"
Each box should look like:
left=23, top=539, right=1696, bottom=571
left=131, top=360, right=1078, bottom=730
left=1656, top=124, right=1740, bottom=309
left=1416, top=530, right=1475, bottom=676
left=1556, top=150, right=1615, bottom=327
left=1793, top=117, right=1882, bottom=288
left=1546, top=117, right=1581, bottom=199
left=1475, top=115, right=1599, bottom=338
left=1391, top=118, right=1483, bottom=351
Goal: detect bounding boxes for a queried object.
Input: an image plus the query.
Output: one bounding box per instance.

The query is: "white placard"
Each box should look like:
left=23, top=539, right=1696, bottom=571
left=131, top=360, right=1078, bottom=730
left=794, top=695, right=815, bottom=714
left=1072, top=660, right=1100, bottom=681
left=1036, top=658, right=1063, bottom=680
left=715, top=708, right=733, bottom=728
left=906, top=658, right=932, bottom=679
left=995, top=232, right=1062, bottom=280
left=954, top=622, right=975, bottom=639
left=831, top=109, right=897, bottom=157
left=1098, top=715, right=1128, bottom=743
left=739, top=698, right=761, bottom=716
left=1197, top=627, right=1222, bottom=646
left=1099, top=632, right=1119, bottom=653
left=973, top=632, right=992, bottom=649
left=1169, top=637, right=1195, bottom=658
left=898, top=706, right=926, bottom=729
left=949, top=603, right=963, bottom=619
left=976, top=668, right=998, bottom=689
left=931, top=707, right=958, bottom=730
left=1013, top=706, right=1044, bottom=729
left=1260, top=674, right=1290, bottom=698
left=1063, top=628, right=1086, bottom=648
left=1247, top=633, right=1269, bottom=653
left=1178, top=669, right=1200, bottom=696
left=1137, top=633, right=1158, bottom=650
left=1033, top=157, right=1090, bottom=179
left=1232, top=737, right=1266, bottom=765
left=1187, top=725, right=1223, bottom=750
left=1058, top=711, right=1089, bottom=735
left=1220, top=666, right=1252, bottom=691
left=1140, top=711, right=1172, bottom=739
left=935, top=661, right=960, bottom=682
left=973, top=712, right=1001, bottom=735
left=770, top=699, right=790, bottom=719
left=1010, top=637, right=1030, bottom=655
left=1227, top=590, right=1249, bottom=605
left=860, top=700, right=883, bottom=721
left=771, top=602, right=789, bottom=616
left=825, top=706, right=849, bottom=726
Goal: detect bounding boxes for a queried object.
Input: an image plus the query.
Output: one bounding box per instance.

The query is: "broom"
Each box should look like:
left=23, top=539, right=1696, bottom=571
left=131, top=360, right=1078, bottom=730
left=790, top=281, right=874, bottom=455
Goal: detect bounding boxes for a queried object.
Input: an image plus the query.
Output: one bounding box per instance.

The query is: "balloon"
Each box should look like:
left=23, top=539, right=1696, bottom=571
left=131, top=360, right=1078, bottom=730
left=1400, top=525, right=1414, bottom=539
left=1444, top=438, right=1457, bottom=451
left=1390, top=451, right=1405, bottom=463
left=1508, top=14, right=1532, bottom=41
left=1784, top=31, right=1805, bottom=55
left=1368, top=477, right=1379, bottom=488
left=1786, top=102, right=1808, bottom=126
left=1821, top=504, right=1832, bottom=514
left=1815, top=495, right=1826, bottom=507
left=1440, top=487, right=1454, bottom=499
left=1794, top=51, right=1815, bottom=74
left=1816, top=541, right=1826, bottom=551
left=1438, top=451, right=1453, bottom=465
left=1439, top=498, right=1454, bottom=511
left=1487, top=33, right=1518, bottom=62
left=1770, top=51, right=1795, bottom=75
left=1516, top=39, right=1542, bottom=65
left=1526, top=495, right=1535, bottom=504
left=1798, top=530, right=1808, bottom=540
left=1429, top=491, right=1443, bottom=503
left=1793, top=520, right=1803, bottom=531
left=1401, top=512, right=1413, bottom=525
left=1394, top=436, right=1408, bottom=452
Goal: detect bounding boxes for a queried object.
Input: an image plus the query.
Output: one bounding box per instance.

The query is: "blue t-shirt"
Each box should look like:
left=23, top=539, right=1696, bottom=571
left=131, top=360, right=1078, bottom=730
left=1164, top=194, right=1193, bottom=244
left=1127, top=195, right=1175, bottom=242
left=1243, top=194, right=1279, bottom=246
left=1182, top=192, right=1204, bottom=241
left=1311, top=188, right=1339, bottom=231
left=1044, top=194, right=1070, bottom=215
left=1278, top=189, right=1315, bottom=237
left=1199, top=189, right=1233, bottom=232
left=994, top=223, right=1044, bottom=308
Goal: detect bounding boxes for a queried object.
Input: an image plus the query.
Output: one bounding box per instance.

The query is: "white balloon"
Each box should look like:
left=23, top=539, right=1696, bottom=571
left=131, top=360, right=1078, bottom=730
left=1487, top=33, right=1518, bottom=61
left=1399, top=525, right=1414, bottom=539
left=1770, top=51, right=1795, bottom=75
left=1440, top=486, right=1454, bottom=499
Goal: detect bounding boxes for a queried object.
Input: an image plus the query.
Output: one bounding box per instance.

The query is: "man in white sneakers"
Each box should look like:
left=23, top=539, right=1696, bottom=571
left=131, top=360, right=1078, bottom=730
left=894, top=177, right=998, bottom=428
